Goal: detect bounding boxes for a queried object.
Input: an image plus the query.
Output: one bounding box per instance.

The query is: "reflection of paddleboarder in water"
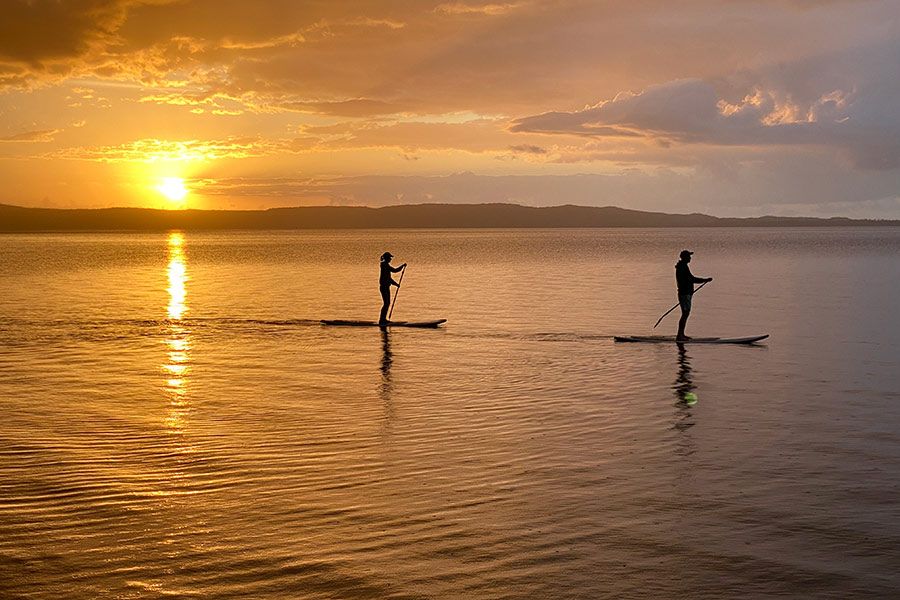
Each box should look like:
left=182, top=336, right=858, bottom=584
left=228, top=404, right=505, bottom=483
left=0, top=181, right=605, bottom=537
left=675, top=250, right=712, bottom=341
left=673, top=343, right=697, bottom=405
left=379, top=252, right=406, bottom=325
left=379, top=327, right=396, bottom=440
left=380, top=327, right=393, bottom=382
left=672, top=344, right=698, bottom=451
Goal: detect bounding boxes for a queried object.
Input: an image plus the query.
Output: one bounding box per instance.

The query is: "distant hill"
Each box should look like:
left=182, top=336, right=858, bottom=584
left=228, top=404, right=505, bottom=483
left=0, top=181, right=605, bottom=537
left=1, top=203, right=897, bottom=232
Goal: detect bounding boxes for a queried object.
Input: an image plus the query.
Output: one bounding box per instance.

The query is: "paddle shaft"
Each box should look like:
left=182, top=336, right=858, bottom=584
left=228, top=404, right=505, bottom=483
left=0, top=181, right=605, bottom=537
left=653, top=280, right=709, bottom=329
left=388, top=266, right=406, bottom=320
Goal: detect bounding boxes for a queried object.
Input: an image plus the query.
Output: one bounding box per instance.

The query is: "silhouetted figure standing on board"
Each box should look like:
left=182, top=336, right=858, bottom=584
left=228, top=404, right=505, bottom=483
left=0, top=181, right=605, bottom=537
left=379, top=252, right=406, bottom=325
left=675, top=250, right=712, bottom=341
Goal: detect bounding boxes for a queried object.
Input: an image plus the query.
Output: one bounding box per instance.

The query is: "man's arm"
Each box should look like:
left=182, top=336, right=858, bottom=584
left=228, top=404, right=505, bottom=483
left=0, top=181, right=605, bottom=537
left=684, top=265, right=711, bottom=285
left=390, top=263, right=407, bottom=273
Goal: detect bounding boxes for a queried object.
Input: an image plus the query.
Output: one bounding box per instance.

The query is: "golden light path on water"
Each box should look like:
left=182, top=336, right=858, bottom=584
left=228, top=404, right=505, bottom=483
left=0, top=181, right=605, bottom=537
left=167, top=232, right=187, bottom=320
left=164, top=232, right=190, bottom=435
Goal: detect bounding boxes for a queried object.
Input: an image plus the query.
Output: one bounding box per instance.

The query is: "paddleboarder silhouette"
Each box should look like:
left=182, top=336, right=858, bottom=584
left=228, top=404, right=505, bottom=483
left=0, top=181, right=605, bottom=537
left=675, top=250, right=712, bottom=341
left=379, top=252, right=406, bottom=325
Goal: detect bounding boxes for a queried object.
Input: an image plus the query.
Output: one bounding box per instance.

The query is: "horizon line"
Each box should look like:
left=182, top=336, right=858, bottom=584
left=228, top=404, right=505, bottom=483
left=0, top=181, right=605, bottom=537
left=2, top=201, right=898, bottom=223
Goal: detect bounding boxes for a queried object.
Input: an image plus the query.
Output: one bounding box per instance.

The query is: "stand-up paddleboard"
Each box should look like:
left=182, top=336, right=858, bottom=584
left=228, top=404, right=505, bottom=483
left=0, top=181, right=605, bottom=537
left=322, top=319, right=447, bottom=328
left=614, top=334, right=768, bottom=344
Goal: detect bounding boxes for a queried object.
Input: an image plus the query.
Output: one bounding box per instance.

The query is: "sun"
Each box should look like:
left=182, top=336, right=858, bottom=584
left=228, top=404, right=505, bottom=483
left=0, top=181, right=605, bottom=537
left=157, top=177, right=188, bottom=205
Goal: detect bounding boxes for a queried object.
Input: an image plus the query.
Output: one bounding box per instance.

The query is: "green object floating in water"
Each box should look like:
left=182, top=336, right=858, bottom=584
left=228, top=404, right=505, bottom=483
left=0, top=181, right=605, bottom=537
left=684, top=392, right=698, bottom=405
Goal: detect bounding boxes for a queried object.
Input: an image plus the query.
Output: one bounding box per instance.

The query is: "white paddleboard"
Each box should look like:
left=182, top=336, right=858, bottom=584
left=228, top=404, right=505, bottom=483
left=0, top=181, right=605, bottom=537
left=614, top=334, right=768, bottom=344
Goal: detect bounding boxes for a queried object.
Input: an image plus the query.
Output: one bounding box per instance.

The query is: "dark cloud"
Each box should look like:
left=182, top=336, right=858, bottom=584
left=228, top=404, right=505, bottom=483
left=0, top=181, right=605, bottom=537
left=0, top=0, right=128, bottom=63
left=0, top=0, right=179, bottom=87
left=511, top=38, right=900, bottom=170
left=0, top=128, right=61, bottom=142
left=3, top=0, right=895, bottom=120
left=508, top=144, right=546, bottom=154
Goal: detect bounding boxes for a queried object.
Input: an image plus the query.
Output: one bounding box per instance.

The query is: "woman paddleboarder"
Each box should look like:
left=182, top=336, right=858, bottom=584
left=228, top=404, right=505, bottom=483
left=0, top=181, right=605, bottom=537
left=379, top=252, right=406, bottom=325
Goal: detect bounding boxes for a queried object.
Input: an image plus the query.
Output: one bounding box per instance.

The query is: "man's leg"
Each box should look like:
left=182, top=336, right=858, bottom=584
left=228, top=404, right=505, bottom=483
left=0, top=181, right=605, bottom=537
left=676, top=293, right=691, bottom=340
left=677, top=308, right=689, bottom=340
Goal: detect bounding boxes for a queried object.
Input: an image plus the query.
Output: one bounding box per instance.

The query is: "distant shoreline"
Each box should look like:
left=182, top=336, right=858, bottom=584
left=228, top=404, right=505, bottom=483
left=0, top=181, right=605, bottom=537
left=1, top=202, right=898, bottom=232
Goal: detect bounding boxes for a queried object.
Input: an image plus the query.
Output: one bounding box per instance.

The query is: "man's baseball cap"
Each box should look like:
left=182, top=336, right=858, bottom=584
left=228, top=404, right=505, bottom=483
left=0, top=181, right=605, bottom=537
left=679, top=250, right=693, bottom=259
left=381, top=252, right=393, bottom=260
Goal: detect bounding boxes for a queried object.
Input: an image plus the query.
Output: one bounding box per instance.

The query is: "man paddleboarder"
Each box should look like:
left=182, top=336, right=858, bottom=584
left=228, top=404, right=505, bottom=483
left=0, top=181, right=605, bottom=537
left=379, top=252, right=406, bottom=325
left=675, top=250, right=712, bottom=341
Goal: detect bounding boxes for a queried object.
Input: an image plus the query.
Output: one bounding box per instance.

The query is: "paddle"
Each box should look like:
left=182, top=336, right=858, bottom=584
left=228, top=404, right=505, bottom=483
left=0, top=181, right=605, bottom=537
left=653, top=280, right=710, bottom=329
left=388, top=265, right=406, bottom=321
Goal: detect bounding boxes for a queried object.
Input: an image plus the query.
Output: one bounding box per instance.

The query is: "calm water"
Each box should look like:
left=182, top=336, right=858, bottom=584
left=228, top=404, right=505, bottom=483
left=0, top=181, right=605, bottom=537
left=1, top=228, right=899, bottom=599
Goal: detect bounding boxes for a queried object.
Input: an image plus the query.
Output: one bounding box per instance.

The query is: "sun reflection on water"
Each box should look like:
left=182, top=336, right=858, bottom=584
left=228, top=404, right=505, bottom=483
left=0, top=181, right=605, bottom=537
left=167, top=232, right=187, bottom=320
left=164, top=232, right=191, bottom=434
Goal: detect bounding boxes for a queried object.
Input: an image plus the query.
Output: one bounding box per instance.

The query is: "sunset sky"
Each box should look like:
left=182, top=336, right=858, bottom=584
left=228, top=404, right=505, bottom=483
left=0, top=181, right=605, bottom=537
left=1, top=0, right=898, bottom=217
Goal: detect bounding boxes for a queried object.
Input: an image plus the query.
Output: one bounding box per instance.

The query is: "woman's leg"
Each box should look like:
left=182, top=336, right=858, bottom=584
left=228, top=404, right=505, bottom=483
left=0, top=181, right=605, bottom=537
left=379, top=286, right=391, bottom=323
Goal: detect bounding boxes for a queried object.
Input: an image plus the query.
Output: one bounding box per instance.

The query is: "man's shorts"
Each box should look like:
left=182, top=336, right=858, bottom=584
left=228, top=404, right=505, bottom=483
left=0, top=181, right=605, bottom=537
left=678, top=293, right=692, bottom=313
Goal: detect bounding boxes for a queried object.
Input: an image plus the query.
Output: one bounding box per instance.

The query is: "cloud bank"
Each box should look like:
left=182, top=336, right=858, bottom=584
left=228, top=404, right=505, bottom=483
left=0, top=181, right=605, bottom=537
left=0, top=0, right=897, bottom=215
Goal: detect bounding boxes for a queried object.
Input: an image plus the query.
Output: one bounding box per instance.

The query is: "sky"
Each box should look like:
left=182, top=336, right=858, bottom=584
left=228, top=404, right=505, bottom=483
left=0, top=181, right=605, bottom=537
left=0, top=0, right=898, bottom=217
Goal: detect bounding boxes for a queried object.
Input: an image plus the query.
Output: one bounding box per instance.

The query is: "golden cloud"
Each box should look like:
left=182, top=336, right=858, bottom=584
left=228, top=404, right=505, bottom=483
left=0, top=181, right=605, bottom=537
left=47, top=137, right=285, bottom=162
left=434, top=2, right=526, bottom=16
